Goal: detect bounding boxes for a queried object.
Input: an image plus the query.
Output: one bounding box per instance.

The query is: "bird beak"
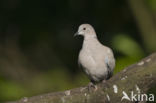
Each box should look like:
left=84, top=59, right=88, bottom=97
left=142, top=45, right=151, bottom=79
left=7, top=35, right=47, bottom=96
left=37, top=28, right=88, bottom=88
left=74, top=32, right=79, bottom=37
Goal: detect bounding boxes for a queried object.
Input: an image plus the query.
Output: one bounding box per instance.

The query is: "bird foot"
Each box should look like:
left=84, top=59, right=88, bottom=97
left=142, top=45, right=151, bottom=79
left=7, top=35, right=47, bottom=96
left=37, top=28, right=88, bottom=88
left=102, top=79, right=107, bottom=84
left=87, top=82, right=98, bottom=92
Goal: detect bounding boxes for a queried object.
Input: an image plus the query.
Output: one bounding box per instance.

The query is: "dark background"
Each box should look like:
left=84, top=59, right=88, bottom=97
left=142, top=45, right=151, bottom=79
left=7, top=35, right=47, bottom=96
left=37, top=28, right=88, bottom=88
left=0, top=0, right=156, bottom=102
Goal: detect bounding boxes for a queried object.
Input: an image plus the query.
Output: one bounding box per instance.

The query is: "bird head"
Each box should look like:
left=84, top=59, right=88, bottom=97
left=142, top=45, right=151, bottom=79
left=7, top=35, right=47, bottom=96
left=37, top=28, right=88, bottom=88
left=74, top=24, right=97, bottom=38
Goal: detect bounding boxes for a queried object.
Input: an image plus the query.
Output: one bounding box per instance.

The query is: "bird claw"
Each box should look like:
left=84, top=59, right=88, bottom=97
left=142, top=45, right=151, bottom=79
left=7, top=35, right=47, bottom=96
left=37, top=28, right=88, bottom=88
left=102, top=79, right=107, bottom=84
left=87, top=82, right=98, bottom=92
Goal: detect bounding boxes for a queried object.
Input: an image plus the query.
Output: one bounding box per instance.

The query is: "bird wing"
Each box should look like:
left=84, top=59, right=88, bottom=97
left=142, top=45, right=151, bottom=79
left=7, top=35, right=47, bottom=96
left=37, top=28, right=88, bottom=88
left=105, top=52, right=115, bottom=79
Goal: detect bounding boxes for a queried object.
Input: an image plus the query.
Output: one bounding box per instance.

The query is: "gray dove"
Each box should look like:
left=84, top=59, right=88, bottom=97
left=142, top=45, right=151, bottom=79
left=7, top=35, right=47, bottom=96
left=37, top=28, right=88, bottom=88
left=75, top=24, right=115, bottom=85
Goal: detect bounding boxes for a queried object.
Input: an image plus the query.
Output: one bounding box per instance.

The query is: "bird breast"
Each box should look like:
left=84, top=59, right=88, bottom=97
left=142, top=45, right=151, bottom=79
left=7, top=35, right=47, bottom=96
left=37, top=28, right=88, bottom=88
left=78, top=44, right=108, bottom=76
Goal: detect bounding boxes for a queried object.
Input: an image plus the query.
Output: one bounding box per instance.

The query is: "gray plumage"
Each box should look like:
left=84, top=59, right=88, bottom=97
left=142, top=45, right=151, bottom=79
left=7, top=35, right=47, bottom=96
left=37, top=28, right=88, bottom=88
left=75, top=24, right=115, bottom=83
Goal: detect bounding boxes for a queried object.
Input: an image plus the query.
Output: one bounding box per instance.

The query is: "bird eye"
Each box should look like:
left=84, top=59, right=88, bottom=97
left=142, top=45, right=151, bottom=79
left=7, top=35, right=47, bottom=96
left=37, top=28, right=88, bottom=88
left=83, top=28, right=86, bottom=30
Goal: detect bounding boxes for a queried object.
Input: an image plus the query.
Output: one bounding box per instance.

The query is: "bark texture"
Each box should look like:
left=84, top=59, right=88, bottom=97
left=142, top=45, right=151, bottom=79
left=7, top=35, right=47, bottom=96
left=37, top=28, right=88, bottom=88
left=7, top=53, right=156, bottom=103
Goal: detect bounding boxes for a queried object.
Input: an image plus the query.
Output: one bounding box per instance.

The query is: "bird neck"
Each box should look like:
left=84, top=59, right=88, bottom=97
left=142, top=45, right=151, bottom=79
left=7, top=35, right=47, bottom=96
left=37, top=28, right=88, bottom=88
left=84, top=35, right=97, bottom=41
left=82, top=35, right=100, bottom=48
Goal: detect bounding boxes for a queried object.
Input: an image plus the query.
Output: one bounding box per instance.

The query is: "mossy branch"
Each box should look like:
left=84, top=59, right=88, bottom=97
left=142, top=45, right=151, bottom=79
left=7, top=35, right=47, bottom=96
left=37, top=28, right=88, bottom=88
left=7, top=53, right=156, bottom=103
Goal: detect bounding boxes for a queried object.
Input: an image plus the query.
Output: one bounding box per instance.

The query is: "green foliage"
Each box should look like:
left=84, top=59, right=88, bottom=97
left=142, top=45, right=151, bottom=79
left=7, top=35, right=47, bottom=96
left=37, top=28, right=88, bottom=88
left=112, top=34, right=144, bottom=58
left=114, top=56, right=142, bottom=73
left=0, top=79, right=27, bottom=101
left=0, top=67, right=89, bottom=102
left=146, top=0, right=156, bottom=10
left=112, top=34, right=145, bottom=73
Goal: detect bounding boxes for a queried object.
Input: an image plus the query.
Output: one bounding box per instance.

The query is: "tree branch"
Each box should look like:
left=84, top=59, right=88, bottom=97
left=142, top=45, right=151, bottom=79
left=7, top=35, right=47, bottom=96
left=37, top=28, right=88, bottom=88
left=7, top=53, right=156, bottom=103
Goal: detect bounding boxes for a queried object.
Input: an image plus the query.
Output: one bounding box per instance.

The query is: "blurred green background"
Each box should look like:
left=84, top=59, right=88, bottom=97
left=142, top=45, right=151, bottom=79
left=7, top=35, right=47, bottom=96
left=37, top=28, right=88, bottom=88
left=0, top=0, right=156, bottom=102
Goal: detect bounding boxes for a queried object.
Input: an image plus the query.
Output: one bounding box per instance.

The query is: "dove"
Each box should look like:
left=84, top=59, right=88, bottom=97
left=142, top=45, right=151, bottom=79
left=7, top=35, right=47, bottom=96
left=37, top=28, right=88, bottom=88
left=75, top=24, right=115, bottom=85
